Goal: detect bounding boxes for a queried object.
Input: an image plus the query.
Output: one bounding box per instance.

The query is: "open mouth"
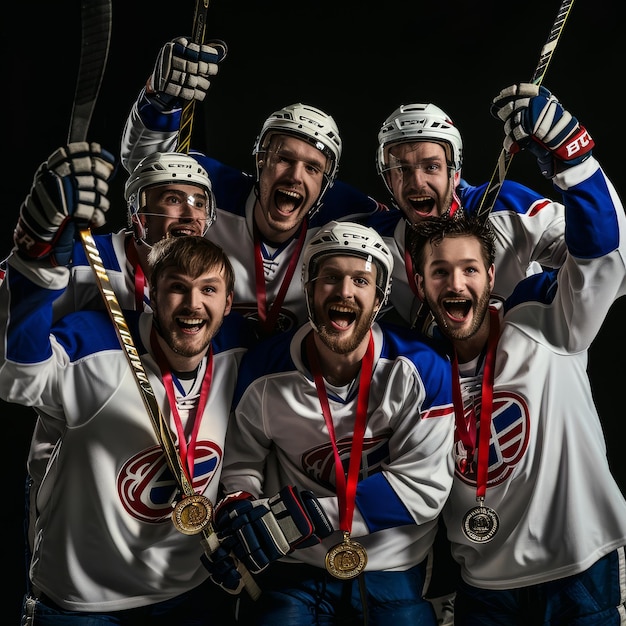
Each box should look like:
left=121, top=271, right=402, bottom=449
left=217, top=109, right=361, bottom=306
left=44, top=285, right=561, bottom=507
left=328, top=305, right=357, bottom=329
left=274, top=188, right=303, bottom=215
left=443, top=298, right=471, bottom=321
left=176, top=317, right=206, bottom=333
left=407, top=195, right=436, bottom=216
left=169, top=224, right=201, bottom=237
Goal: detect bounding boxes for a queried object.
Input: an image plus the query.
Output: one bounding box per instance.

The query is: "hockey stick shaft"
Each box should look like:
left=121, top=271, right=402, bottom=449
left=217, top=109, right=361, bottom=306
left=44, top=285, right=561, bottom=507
left=176, top=0, right=210, bottom=154
left=474, top=0, right=575, bottom=221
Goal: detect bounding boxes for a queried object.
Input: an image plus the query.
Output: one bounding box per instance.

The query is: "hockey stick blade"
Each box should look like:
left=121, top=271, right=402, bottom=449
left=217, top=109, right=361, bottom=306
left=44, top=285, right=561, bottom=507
left=474, top=0, right=575, bottom=222
left=68, top=0, right=112, bottom=143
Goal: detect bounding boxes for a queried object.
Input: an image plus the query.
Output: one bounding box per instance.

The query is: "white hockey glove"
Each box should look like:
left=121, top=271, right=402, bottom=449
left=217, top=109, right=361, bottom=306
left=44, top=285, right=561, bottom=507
left=213, top=486, right=334, bottom=573
left=491, top=83, right=595, bottom=178
left=147, top=36, right=228, bottom=111
left=14, top=142, right=115, bottom=266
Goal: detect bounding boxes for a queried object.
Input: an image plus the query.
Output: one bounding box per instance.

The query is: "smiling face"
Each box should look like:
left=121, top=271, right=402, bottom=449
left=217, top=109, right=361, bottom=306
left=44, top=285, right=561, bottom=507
left=151, top=263, right=233, bottom=371
left=137, top=183, right=211, bottom=246
left=416, top=233, right=494, bottom=354
left=384, top=141, right=459, bottom=224
left=309, top=254, right=381, bottom=356
left=255, top=134, right=328, bottom=242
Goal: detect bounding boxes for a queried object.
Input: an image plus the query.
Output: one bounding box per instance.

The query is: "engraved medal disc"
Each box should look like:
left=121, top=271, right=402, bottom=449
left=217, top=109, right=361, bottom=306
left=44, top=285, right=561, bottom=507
left=325, top=537, right=368, bottom=579
left=172, top=495, right=213, bottom=535
left=462, top=505, right=499, bottom=543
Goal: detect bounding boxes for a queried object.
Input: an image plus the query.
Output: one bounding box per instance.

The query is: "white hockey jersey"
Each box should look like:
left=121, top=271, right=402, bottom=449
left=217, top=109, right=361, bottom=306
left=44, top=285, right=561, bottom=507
left=442, top=157, right=626, bottom=589
left=220, top=322, right=455, bottom=572
left=0, top=255, right=251, bottom=611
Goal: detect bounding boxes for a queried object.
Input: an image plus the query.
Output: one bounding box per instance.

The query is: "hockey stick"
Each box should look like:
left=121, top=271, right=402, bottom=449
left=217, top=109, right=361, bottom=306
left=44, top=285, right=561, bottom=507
left=474, top=0, right=576, bottom=221
left=176, top=0, right=209, bottom=153
left=66, top=0, right=259, bottom=600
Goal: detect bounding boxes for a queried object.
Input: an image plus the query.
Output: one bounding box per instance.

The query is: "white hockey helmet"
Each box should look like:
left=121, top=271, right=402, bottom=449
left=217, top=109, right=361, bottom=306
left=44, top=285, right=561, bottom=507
left=376, top=103, right=463, bottom=193
left=252, top=103, right=342, bottom=212
left=124, top=152, right=216, bottom=239
left=302, top=221, right=393, bottom=327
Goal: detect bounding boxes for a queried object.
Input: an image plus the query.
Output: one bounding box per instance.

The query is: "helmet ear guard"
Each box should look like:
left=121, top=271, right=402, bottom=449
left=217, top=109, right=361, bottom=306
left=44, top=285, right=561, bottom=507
left=302, top=221, right=394, bottom=330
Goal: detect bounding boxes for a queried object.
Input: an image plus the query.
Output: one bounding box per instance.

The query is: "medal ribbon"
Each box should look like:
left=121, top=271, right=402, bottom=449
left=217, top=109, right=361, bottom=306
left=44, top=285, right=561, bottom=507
left=150, top=327, right=214, bottom=486
left=307, top=331, right=374, bottom=534
left=451, top=306, right=499, bottom=500
left=253, top=220, right=307, bottom=335
left=125, top=235, right=147, bottom=311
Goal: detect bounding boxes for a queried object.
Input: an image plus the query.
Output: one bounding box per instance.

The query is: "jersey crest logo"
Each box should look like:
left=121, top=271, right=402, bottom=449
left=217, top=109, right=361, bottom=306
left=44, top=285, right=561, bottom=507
left=455, top=391, right=530, bottom=486
left=117, top=441, right=222, bottom=523
left=301, top=433, right=391, bottom=489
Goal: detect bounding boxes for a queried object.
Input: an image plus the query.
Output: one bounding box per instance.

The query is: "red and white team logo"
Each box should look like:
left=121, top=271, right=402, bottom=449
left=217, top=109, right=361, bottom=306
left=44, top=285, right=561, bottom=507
left=117, top=441, right=222, bottom=523
left=302, top=433, right=391, bottom=488
left=455, top=391, right=530, bottom=486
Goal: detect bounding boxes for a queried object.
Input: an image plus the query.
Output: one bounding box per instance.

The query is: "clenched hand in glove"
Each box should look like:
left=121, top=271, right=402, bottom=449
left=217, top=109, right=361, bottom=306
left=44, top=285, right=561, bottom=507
left=14, top=142, right=116, bottom=267
left=490, top=83, right=594, bottom=178
left=147, top=36, right=228, bottom=111
left=203, top=485, right=334, bottom=587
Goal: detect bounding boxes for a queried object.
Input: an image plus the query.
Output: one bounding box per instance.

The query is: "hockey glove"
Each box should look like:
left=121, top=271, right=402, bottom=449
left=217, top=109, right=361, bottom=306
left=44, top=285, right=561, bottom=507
left=147, top=36, right=228, bottom=111
left=214, top=486, right=334, bottom=573
left=14, top=142, right=115, bottom=266
left=490, top=83, right=594, bottom=178
left=200, top=537, right=246, bottom=595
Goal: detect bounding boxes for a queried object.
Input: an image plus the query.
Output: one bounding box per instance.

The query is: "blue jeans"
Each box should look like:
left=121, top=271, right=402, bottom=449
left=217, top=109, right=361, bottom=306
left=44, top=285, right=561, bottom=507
left=236, top=560, right=437, bottom=625
left=454, top=547, right=626, bottom=625
left=20, top=580, right=238, bottom=626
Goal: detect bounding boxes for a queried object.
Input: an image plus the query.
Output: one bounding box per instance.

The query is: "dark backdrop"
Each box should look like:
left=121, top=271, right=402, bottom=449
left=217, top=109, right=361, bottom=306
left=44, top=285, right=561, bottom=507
left=3, top=1, right=624, bottom=620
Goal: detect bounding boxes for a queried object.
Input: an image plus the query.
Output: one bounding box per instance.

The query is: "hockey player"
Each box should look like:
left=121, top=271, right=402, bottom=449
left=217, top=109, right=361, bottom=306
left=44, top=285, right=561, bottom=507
left=1, top=142, right=250, bottom=623
left=204, top=222, right=455, bottom=624
left=120, top=37, right=387, bottom=337
left=410, top=84, right=626, bottom=625
left=370, top=102, right=569, bottom=327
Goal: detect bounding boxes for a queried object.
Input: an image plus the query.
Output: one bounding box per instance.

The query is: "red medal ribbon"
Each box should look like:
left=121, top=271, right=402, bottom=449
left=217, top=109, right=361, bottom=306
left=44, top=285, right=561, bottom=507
left=306, top=331, right=374, bottom=534
left=150, top=327, right=214, bottom=485
left=253, top=220, right=307, bottom=335
left=125, top=235, right=147, bottom=311
left=451, top=306, right=500, bottom=499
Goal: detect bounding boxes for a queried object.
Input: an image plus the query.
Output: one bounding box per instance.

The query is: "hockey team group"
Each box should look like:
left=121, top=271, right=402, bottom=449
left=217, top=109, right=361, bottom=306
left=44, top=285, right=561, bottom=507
left=2, top=32, right=625, bottom=626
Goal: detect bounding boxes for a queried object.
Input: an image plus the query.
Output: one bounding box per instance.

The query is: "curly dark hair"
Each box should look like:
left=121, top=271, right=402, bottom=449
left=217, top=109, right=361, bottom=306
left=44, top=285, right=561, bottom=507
left=408, top=213, right=496, bottom=276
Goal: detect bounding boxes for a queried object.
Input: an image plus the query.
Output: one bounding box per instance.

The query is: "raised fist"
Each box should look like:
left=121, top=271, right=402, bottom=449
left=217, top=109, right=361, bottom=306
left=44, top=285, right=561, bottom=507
left=491, top=83, right=594, bottom=178
left=148, top=36, right=228, bottom=110
left=14, top=142, right=116, bottom=266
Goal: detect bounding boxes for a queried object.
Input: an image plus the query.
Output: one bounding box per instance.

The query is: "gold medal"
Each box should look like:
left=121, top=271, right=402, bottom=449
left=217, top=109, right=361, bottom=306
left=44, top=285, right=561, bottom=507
left=171, top=494, right=213, bottom=535
left=325, top=532, right=368, bottom=579
left=462, top=504, right=499, bottom=543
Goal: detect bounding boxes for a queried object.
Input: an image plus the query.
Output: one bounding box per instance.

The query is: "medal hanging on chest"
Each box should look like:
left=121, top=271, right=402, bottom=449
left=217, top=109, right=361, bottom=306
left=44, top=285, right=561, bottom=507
left=151, top=328, right=215, bottom=535
left=307, top=331, right=373, bottom=579
left=453, top=307, right=501, bottom=544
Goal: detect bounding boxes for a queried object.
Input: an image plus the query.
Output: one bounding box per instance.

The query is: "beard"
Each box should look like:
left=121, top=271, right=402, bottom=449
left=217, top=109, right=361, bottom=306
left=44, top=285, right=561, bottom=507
left=427, top=285, right=491, bottom=342
left=315, top=308, right=376, bottom=355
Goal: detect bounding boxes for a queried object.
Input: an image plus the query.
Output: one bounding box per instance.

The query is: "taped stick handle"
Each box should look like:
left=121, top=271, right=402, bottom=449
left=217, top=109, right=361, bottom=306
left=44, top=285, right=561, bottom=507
left=474, top=0, right=576, bottom=222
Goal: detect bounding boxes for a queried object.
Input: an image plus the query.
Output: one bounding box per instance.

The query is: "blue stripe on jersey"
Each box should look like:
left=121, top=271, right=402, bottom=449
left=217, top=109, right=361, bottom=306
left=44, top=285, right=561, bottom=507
left=70, top=233, right=123, bottom=272
left=460, top=179, right=547, bottom=218
left=563, top=169, right=619, bottom=258
left=54, top=309, right=142, bottom=362
left=6, top=268, right=62, bottom=363
left=505, top=268, right=559, bottom=311
left=233, top=329, right=298, bottom=406
left=355, top=471, right=414, bottom=531
left=378, top=322, right=452, bottom=414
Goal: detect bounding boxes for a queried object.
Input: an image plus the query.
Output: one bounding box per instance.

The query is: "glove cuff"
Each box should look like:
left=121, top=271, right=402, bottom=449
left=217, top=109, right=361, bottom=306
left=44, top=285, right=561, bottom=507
left=144, top=77, right=182, bottom=113
left=553, top=125, right=595, bottom=163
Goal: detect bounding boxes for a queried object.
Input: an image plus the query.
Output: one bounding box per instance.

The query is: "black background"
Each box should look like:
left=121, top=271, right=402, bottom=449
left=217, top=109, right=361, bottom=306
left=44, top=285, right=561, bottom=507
left=3, top=1, right=624, bottom=620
